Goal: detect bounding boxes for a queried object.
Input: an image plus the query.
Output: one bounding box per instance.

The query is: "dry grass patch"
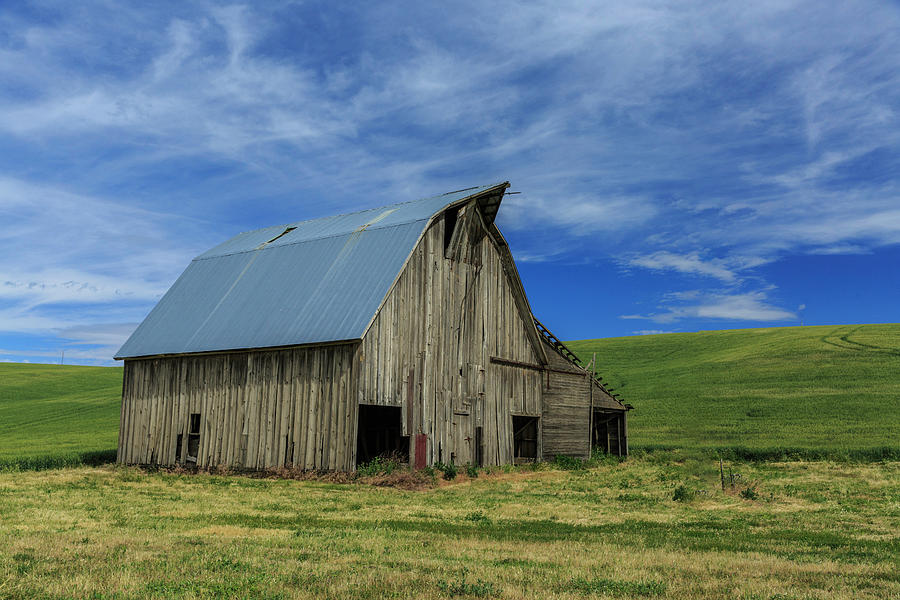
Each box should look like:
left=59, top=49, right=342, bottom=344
left=0, top=457, right=897, bottom=599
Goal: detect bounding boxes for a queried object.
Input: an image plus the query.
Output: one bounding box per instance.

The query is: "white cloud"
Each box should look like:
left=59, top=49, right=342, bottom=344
left=623, top=290, right=796, bottom=324
left=0, top=271, right=161, bottom=307
left=57, top=323, right=139, bottom=347
left=0, top=176, right=202, bottom=362
left=0, top=1, right=897, bottom=361
left=806, top=244, right=869, bottom=255
left=629, top=252, right=736, bottom=282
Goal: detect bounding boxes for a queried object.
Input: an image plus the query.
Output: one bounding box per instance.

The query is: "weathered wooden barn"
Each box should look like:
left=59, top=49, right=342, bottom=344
left=115, top=182, right=629, bottom=470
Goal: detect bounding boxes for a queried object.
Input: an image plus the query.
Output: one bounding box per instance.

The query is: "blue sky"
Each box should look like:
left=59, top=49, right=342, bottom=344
left=1, top=1, right=898, bottom=366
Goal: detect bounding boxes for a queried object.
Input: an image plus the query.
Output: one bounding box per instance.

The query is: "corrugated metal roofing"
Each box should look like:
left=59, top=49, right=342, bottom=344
left=115, top=183, right=507, bottom=359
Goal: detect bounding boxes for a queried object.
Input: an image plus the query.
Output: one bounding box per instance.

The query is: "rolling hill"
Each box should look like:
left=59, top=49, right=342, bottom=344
left=0, top=362, right=122, bottom=468
left=1, top=323, right=898, bottom=468
left=568, top=323, right=900, bottom=457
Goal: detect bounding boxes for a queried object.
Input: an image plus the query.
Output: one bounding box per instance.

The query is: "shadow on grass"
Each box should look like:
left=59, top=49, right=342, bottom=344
left=633, top=444, right=900, bottom=463
left=0, top=449, right=117, bottom=472
left=2, top=444, right=897, bottom=473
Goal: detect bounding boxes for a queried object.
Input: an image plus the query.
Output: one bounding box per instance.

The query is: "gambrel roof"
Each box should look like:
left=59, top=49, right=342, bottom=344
left=116, top=183, right=509, bottom=359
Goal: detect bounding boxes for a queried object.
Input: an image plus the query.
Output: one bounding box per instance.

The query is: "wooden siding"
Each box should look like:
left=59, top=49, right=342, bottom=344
left=358, top=203, right=543, bottom=466
left=541, top=344, right=592, bottom=460
left=117, top=198, right=627, bottom=471
left=118, top=344, right=358, bottom=470
left=540, top=342, right=628, bottom=460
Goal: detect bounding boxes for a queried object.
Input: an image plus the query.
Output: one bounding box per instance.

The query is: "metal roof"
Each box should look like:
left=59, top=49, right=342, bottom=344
left=115, top=183, right=508, bottom=359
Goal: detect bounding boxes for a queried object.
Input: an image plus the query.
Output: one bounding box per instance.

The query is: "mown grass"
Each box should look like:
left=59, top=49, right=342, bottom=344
left=0, top=457, right=897, bottom=599
left=567, top=323, right=900, bottom=456
left=0, top=362, right=121, bottom=469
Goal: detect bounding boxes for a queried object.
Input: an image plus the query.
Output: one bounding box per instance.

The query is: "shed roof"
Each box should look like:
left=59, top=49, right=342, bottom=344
left=116, top=183, right=508, bottom=359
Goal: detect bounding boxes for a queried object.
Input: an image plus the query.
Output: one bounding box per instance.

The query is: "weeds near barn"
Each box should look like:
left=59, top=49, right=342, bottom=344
left=434, top=461, right=458, bottom=480
left=354, top=454, right=405, bottom=477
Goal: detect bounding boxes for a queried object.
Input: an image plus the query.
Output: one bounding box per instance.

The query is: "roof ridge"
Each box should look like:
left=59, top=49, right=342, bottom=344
left=197, top=182, right=506, bottom=260
left=193, top=215, right=433, bottom=261
left=227, top=182, right=504, bottom=238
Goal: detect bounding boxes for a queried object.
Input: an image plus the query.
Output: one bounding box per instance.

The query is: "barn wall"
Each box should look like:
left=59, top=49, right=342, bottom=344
left=118, top=343, right=358, bottom=470
left=540, top=344, right=592, bottom=460
left=358, top=204, right=543, bottom=466
left=539, top=343, right=629, bottom=460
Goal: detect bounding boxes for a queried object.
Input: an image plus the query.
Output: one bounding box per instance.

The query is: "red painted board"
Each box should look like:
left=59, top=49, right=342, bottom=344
left=414, top=434, right=427, bottom=470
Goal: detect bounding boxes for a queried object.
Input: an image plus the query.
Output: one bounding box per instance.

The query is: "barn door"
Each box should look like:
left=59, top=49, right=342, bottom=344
left=451, top=399, right=474, bottom=466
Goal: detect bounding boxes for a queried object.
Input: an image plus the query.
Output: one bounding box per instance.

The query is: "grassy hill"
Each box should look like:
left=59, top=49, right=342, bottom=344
left=568, top=323, right=900, bottom=458
left=1, top=323, right=898, bottom=469
left=0, top=362, right=122, bottom=469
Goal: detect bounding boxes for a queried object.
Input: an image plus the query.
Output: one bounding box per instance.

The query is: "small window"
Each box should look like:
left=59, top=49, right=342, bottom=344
left=443, top=206, right=460, bottom=256
left=186, top=413, right=201, bottom=463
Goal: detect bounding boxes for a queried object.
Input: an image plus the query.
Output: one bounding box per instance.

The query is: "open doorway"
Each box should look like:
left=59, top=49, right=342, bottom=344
left=512, top=415, right=539, bottom=463
left=592, top=410, right=624, bottom=456
left=356, top=405, right=409, bottom=466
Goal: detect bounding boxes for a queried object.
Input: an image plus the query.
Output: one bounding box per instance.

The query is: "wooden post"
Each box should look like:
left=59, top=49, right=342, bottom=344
left=616, top=415, right=623, bottom=457
left=719, top=458, right=726, bottom=491
left=588, top=360, right=594, bottom=457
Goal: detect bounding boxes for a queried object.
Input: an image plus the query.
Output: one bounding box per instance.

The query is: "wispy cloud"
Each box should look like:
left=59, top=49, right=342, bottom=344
left=621, top=290, right=797, bottom=324
left=0, top=1, right=897, bottom=361
left=628, top=252, right=737, bottom=282
left=0, top=176, right=206, bottom=363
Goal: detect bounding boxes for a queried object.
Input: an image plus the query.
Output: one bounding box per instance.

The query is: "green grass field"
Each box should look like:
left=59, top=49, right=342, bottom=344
left=0, top=363, right=122, bottom=469
left=1, top=323, right=899, bottom=468
left=568, top=323, right=900, bottom=457
left=0, top=325, right=898, bottom=599
left=0, top=458, right=897, bottom=599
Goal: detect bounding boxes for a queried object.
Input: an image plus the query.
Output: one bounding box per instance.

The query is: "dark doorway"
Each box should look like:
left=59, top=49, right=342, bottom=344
left=356, top=405, right=409, bottom=466
left=592, top=410, right=623, bottom=456
left=474, top=426, right=484, bottom=467
left=512, top=416, right=539, bottom=463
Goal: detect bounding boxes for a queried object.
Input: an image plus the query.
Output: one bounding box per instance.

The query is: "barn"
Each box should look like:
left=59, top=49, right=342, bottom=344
left=115, top=182, right=629, bottom=471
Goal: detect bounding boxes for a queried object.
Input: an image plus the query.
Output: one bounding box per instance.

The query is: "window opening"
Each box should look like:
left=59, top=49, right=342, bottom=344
left=186, top=413, right=201, bottom=464
left=443, top=206, right=460, bottom=255
left=512, top=416, right=538, bottom=464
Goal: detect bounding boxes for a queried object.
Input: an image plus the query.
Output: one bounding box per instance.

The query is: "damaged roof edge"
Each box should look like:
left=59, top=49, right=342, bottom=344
left=196, top=182, right=509, bottom=261
left=356, top=182, right=510, bottom=343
